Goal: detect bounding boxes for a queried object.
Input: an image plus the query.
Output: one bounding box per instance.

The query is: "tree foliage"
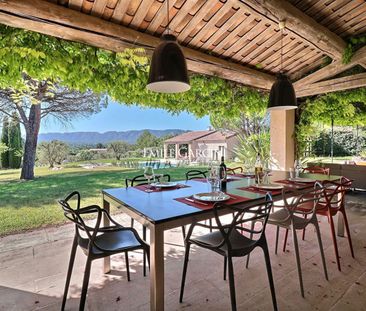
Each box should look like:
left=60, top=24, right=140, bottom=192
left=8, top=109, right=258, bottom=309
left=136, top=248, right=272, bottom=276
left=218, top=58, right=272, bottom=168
left=108, top=141, right=130, bottom=160
left=38, top=140, right=69, bottom=168
left=296, top=88, right=366, bottom=158
left=8, top=116, right=22, bottom=169
left=0, top=117, right=9, bottom=168
left=136, top=130, right=160, bottom=149
left=0, top=25, right=268, bottom=119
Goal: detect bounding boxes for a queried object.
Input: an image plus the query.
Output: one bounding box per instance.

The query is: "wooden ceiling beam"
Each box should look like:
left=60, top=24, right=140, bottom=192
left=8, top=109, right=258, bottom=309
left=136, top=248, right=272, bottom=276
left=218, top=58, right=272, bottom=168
left=0, top=0, right=275, bottom=90
left=294, top=46, right=366, bottom=89
left=239, top=0, right=347, bottom=60
left=296, top=72, right=366, bottom=97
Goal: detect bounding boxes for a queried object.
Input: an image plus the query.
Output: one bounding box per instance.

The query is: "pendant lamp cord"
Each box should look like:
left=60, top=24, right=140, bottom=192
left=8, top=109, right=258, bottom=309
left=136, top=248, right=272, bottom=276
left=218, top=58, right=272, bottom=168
left=166, top=0, right=171, bottom=34
left=280, top=27, right=283, bottom=74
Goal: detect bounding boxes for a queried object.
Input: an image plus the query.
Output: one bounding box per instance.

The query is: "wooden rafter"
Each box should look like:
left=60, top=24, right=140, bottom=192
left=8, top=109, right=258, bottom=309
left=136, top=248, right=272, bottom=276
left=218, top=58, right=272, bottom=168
left=296, top=72, right=366, bottom=98
left=240, top=0, right=347, bottom=60
left=294, top=46, right=366, bottom=89
left=0, top=0, right=276, bottom=90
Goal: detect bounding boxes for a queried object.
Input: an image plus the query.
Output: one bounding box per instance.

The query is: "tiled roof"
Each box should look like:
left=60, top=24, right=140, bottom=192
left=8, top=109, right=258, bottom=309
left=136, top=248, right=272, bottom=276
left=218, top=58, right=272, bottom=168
left=164, top=130, right=237, bottom=143
left=164, top=130, right=214, bottom=143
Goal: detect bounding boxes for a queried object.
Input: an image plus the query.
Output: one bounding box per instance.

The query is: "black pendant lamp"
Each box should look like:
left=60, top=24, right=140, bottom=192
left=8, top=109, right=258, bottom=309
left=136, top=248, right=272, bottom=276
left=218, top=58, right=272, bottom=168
left=147, top=0, right=190, bottom=93
left=268, top=21, right=297, bottom=111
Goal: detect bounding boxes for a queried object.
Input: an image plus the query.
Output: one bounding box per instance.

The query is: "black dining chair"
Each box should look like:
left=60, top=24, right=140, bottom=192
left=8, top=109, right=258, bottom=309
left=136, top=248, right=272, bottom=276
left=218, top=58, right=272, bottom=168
left=185, top=169, right=208, bottom=180
left=125, top=173, right=171, bottom=188
left=59, top=191, right=149, bottom=311
left=179, top=194, right=277, bottom=311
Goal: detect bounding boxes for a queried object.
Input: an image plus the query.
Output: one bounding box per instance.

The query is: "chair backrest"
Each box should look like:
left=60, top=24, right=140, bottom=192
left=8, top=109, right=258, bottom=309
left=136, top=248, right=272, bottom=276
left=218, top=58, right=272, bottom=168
left=58, top=191, right=103, bottom=247
left=302, top=166, right=330, bottom=175
left=281, top=182, right=324, bottom=222
left=322, top=177, right=352, bottom=211
left=226, top=167, right=243, bottom=174
left=211, top=194, right=273, bottom=250
left=185, top=169, right=208, bottom=180
left=125, top=174, right=171, bottom=187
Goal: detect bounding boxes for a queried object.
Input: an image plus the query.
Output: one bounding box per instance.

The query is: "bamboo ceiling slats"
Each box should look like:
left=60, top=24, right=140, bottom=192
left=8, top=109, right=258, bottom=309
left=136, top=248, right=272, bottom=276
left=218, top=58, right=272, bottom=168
left=48, top=0, right=335, bottom=79
left=289, top=0, right=366, bottom=37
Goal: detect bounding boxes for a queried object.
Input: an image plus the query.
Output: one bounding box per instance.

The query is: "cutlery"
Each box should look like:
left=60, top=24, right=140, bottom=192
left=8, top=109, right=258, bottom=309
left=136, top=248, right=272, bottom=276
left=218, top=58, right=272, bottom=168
left=184, top=198, right=209, bottom=206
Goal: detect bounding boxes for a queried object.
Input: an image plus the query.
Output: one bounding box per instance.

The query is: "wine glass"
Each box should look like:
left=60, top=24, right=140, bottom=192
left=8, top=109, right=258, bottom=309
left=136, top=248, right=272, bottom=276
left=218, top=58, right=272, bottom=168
left=207, top=166, right=220, bottom=192
left=144, top=166, right=154, bottom=188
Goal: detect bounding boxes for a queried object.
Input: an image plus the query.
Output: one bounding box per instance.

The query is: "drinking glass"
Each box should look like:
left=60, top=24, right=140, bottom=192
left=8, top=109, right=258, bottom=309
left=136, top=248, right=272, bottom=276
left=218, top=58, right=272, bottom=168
left=207, top=166, right=220, bottom=192
left=289, top=168, right=295, bottom=179
left=144, top=166, right=154, bottom=188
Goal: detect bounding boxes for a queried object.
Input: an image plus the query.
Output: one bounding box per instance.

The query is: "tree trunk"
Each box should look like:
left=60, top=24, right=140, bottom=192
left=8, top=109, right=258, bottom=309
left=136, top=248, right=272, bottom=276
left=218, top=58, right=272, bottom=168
left=20, top=104, right=41, bottom=180
left=331, top=117, right=334, bottom=163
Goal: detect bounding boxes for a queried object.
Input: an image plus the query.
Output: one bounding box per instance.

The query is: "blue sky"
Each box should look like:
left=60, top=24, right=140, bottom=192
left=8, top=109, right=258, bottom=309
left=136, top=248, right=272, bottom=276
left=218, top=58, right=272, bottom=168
left=40, top=102, right=210, bottom=133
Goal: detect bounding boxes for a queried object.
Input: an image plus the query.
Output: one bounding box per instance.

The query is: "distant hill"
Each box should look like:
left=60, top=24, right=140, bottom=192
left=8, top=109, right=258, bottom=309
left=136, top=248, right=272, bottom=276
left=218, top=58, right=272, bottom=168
left=38, top=129, right=188, bottom=145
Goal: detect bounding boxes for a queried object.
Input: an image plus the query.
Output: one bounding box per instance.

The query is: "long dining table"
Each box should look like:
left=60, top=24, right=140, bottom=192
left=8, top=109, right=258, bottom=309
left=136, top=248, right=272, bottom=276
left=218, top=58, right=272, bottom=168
left=102, top=170, right=342, bottom=311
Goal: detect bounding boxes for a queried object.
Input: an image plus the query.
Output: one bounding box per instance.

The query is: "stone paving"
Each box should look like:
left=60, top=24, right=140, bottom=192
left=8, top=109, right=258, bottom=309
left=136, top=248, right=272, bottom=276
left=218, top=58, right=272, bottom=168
left=1, top=192, right=366, bottom=311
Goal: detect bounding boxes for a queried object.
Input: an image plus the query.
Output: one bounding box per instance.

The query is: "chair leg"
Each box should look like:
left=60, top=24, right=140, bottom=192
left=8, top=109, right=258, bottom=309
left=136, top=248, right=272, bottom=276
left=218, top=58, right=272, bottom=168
left=179, top=242, right=191, bottom=303
left=275, top=226, right=279, bottom=255
left=61, top=236, right=78, bottom=311
left=262, top=241, right=278, bottom=311
left=283, top=229, right=289, bottom=252
left=302, top=214, right=308, bottom=240
left=209, top=218, right=213, bottom=232
left=328, top=213, right=341, bottom=271
left=292, top=228, right=305, bottom=297
left=227, top=256, right=237, bottom=311
left=341, top=210, right=355, bottom=258
left=181, top=226, right=186, bottom=240
left=245, top=220, right=255, bottom=268
left=143, top=225, right=147, bottom=276
left=125, top=251, right=131, bottom=281
left=314, top=220, right=328, bottom=280
left=79, top=256, right=92, bottom=311
left=223, top=256, right=227, bottom=280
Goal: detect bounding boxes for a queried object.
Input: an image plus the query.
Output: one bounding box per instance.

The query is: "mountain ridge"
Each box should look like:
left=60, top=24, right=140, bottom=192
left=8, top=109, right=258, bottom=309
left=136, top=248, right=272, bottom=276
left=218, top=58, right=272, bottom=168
left=38, top=129, right=188, bottom=145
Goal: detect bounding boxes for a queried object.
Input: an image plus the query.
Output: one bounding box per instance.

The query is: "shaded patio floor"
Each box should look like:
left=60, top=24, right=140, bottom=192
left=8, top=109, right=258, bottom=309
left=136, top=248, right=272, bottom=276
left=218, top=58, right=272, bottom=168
left=1, top=192, right=366, bottom=311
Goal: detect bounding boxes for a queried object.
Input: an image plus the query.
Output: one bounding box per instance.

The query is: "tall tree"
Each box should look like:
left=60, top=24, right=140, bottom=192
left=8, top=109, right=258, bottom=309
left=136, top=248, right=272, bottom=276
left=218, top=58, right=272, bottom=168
left=136, top=131, right=160, bottom=149
left=108, top=141, right=130, bottom=160
left=0, top=79, right=103, bottom=179
left=38, top=140, right=69, bottom=168
left=1, top=116, right=9, bottom=168
left=8, top=114, right=22, bottom=168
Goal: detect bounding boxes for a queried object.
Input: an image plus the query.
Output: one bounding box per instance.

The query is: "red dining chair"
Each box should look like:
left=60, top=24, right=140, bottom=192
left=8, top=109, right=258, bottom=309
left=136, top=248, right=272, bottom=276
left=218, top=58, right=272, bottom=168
left=302, top=166, right=330, bottom=175
left=317, top=177, right=354, bottom=271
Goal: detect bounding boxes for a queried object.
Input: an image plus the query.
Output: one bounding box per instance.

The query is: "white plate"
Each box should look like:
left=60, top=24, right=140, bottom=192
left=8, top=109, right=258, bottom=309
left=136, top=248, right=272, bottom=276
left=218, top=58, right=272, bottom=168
left=150, top=182, right=178, bottom=188
left=255, top=183, right=284, bottom=190
left=289, top=177, right=315, bottom=183
left=193, top=192, right=230, bottom=202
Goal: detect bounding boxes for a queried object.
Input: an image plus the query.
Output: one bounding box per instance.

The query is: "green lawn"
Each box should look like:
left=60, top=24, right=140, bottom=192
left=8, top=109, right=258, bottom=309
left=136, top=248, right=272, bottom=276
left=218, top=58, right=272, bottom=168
left=0, top=166, right=200, bottom=236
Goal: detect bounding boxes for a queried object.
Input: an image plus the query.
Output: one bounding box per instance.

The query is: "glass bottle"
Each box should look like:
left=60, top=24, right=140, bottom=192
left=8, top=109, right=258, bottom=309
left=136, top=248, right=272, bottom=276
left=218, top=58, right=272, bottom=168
left=255, top=153, right=263, bottom=184
left=219, top=156, right=227, bottom=191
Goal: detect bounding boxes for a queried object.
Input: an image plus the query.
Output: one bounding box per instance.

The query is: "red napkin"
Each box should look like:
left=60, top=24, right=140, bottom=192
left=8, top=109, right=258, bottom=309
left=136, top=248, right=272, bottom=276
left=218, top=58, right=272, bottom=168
left=134, top=183, right=190, bottom=193
left=274, top=179, right=309, bottom=189
left=238, top=186, right=282, bottom=196
left=174, top=193, right=251, bottom=210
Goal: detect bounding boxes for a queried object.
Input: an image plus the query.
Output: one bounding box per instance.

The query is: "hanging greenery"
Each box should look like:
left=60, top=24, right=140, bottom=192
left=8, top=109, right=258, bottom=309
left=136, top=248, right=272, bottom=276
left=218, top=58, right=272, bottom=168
left=342, top=35, right=366, bottom=64
left=296, top=88, right=366, bottom=158
left=0, top=25, right=267, bottom=119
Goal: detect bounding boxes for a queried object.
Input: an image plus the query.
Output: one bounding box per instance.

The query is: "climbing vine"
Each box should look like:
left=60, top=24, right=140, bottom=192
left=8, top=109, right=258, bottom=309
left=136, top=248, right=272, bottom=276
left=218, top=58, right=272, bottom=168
left=342, top=35, right=366, bottom=64
left=0, top=25, right=267, bottom=119
left=295, top=88, right=366, bottom=158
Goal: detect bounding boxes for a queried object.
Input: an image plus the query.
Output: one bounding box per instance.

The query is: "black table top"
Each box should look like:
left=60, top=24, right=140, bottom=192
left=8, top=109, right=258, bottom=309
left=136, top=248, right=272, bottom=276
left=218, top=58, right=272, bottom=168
left=102, top=171, right=341, bottom=225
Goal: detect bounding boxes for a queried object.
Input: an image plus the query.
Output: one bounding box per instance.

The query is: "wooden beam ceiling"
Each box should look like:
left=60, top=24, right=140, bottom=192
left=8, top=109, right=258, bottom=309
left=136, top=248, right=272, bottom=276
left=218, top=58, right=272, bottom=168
left=240, top=0, right=347, bottom=60
left=296, top=72, right=366, bottom=98
left=294, top=46, right=366, bottom=94
left=0, top=0, right=275, bottom=90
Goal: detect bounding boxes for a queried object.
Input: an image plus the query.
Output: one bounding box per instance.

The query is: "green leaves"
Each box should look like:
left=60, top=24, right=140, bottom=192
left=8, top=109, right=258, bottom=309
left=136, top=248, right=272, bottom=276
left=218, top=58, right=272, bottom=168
left=0, top=25, right=269, bottom=119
